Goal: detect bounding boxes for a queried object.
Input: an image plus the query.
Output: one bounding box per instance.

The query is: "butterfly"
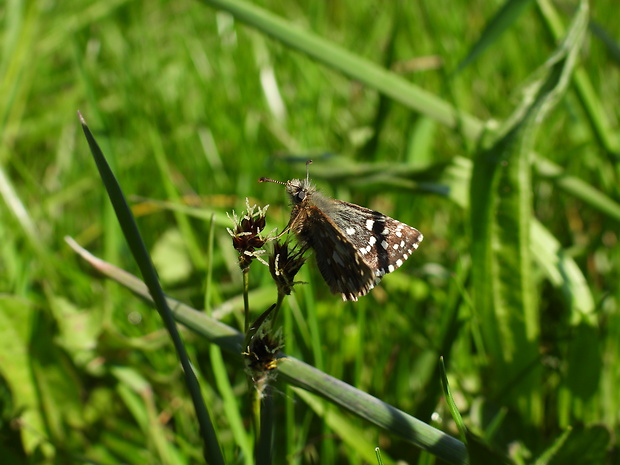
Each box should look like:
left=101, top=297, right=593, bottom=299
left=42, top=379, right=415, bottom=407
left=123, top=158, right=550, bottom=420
left=260, top=165, right=423, bottom=301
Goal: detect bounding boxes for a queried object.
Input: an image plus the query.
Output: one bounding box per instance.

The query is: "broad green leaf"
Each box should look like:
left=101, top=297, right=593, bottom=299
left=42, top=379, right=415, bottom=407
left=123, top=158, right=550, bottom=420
left=469, top=0, right=588, bottom=424
left=0, top=296, right=46, bottom=455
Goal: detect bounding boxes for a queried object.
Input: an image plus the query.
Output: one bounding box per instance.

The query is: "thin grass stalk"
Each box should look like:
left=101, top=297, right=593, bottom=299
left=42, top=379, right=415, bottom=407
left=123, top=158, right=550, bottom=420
left=243, top=267, right=250, bottom=333
left=77, top=114, right=225, bottom=465
left=270, top=291, right=285, bottom=329
left=254, top=386, right=274, bottom=465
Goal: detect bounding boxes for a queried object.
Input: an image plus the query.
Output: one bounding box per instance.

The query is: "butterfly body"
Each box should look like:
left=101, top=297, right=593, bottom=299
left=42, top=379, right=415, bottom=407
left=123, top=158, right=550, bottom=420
left=262, top=176, right=423, bottom=301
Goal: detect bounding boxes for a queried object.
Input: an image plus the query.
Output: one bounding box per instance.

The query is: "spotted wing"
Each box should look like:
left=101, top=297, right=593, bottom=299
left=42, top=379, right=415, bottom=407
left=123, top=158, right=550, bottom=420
left=328, top=200, right=423, bottom=279
left=292, top=205, right=376, bottom=301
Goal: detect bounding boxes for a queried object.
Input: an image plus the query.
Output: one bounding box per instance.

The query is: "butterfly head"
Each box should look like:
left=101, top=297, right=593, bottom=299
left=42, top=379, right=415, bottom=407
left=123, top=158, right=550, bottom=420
left=284, top=178, right=316, bottom=205
left=259, top=160, right=317, bottom=206
left=258, top=176, right=316, bottom=206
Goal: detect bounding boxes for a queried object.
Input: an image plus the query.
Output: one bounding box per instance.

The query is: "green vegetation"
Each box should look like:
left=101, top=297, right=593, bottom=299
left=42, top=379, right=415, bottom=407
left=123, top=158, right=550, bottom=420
left=1, top=0, right=618, bottom=463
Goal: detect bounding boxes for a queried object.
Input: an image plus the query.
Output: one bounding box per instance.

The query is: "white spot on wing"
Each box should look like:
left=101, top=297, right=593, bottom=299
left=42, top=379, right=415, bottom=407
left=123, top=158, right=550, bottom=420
left=366, top=219, right=374, bottom=230
left=346, top=227, right=356, bottom=235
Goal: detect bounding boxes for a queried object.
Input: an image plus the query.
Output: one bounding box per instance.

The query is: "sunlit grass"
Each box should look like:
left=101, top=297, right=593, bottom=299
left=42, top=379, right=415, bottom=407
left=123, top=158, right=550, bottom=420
left=0, top=0, right=618, bottom=463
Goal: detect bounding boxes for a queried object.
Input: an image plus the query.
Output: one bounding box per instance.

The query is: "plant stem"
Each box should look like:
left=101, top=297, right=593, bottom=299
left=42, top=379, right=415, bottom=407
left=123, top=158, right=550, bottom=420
left=243, top=266, right=250, bottom=333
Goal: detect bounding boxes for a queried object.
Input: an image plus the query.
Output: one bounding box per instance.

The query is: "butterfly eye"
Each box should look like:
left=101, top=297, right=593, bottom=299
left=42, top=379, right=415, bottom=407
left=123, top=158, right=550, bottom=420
left=297, top=191, right=306, bottom=201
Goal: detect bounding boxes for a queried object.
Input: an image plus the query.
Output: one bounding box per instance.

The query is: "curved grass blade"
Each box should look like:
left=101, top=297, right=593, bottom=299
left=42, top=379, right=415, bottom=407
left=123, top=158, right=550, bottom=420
left=537, top=0, right=620, bottom=156
left=439, top=357, right=466, bottom=445
left=530, top=219, right=595, bottom=324
left=77, top=114, right=225, bottom=465
left=468, top=0, right=588, bottom=424
left=67, top=238, right=469, bottom=465
left=454, top=0, right=536, bottom=74
left=198, top=0, right=481, bottom=139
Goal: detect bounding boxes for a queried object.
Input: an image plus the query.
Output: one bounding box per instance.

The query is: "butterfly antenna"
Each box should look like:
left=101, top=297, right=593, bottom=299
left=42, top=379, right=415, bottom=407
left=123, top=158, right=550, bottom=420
left=258, top=177, right=287, bottom=185
left=305, top=159, right=313, bottom=184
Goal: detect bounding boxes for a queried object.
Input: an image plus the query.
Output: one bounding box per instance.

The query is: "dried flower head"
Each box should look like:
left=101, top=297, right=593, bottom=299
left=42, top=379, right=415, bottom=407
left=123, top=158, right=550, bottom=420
left=227, top=199, right=270, bottom=270
left=243, top=305, right=283, bottom=397
left=269, top=239, right=307, bottom=295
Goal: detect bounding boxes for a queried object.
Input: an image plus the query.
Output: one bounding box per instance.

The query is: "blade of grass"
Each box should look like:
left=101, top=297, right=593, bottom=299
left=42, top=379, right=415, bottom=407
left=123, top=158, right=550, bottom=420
left=537, top=0, right=620, bottom=156
left=278, top=356, right=468, bottom=465
left=67, top=238, right=468, bottom=465
left=533, top=156, right=620, bottom=221
left=532, top=427, right=572, bottom=465
left=198, top=0, right=481, bottom=139
left=77, top=113, right=225, bottom=465
left=454, top=0, right=536, bottom=74
left=530, top=219, right=595, bottom=324
left=202, top=213, right=253, bottom=464
left=439, top=357, right=466, bottom=445
left=254, top=388, right=274, bottom=465
left=294, top=388, right=397, bottom=465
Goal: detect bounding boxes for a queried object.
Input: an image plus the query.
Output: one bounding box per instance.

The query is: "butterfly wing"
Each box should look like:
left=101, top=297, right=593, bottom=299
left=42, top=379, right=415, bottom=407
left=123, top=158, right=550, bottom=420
left=291, top=205, right=376, bottom=301
left=329, top=201, right=423, bottom=278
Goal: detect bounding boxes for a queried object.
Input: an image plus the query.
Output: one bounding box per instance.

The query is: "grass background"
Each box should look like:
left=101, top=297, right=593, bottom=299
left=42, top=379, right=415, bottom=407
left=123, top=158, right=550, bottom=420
left=1, top=0, right=619, bottom=463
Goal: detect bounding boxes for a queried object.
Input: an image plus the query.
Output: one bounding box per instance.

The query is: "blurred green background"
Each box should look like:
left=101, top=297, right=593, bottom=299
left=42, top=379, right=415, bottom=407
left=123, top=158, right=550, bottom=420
left=1, top=0, right=619, bottom=463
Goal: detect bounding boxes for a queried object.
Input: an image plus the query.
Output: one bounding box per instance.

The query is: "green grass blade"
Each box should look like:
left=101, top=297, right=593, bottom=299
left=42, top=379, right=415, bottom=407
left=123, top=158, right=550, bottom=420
left=533, top=156, right=620, bottom=221
left=469, top=0, right=588, bottom=424
left=254, top=390, right=274, bottom=465
left=533, top=424, right=610, bottom=464
left=439, top=357, right=467, bottom=444
left=198, top=0, right=481, bottom=139
left=210, top=345, right=254, bottom=464
left=294, top=388, right=397, bottom=465
left=455, top=0, right=536, bottom=73
left=537, top=0, right=620, bottom=156
left=278, top=357, right=468, bottom=465
left=537, top=0, right=619, bottom=156
left=532, top=427, right=572, bottom=465
left=530, top=219, right=595, bottom=324
left=77, top=114, right=225, bottom=465
left=67, top=239, right=468, bottom=465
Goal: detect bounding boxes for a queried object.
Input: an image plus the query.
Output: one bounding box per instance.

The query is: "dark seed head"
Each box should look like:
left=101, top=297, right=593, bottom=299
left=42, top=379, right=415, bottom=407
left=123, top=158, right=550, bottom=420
left=268, top=239, right=307, bottom=295
left=228, top=200, right=270, bottom=270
